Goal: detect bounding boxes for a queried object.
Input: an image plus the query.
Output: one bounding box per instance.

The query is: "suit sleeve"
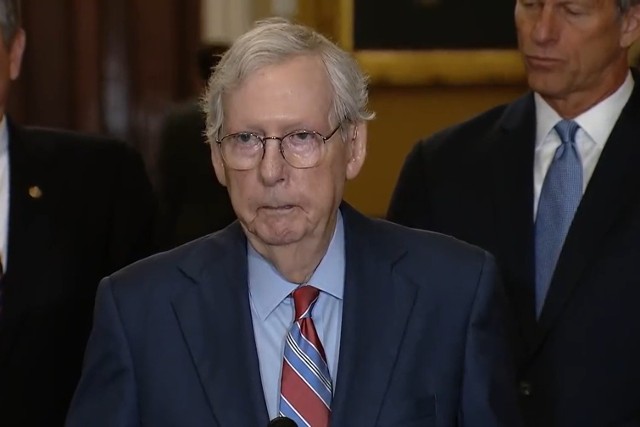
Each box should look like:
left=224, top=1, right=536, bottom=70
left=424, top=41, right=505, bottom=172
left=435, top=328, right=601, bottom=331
left=65, top=278, right=140, bottom=427
left=387, top=140, right=432, bottom=228
left=459, top=252, right=523, bottom=427
left=108, top=145, right=158, bottom=273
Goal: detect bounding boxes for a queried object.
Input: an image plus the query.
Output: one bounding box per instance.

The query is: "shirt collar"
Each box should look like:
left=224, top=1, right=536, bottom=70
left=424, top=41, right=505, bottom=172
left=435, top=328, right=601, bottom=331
left=248, top=211, right=345, bottom=321
left=534, top=71, right=634, bottom=148
left=0, top=115, right=8, bottom=155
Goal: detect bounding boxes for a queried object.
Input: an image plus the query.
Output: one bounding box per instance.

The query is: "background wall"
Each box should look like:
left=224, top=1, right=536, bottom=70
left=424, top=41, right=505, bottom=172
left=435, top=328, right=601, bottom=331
left=9, top=0, right=202, bottom=190
left=9, top=0, right=527, bottom=217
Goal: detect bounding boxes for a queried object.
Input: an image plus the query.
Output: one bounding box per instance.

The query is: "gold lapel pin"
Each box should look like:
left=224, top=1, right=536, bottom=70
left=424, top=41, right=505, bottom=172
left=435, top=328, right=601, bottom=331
left=28, top=185, right=43, bottom=199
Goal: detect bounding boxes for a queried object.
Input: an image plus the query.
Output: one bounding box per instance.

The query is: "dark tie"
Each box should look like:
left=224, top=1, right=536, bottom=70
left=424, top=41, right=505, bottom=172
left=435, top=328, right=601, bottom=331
left=279, top=285, right=332, bottom=427
left=535, top=120, right=582, bottom=317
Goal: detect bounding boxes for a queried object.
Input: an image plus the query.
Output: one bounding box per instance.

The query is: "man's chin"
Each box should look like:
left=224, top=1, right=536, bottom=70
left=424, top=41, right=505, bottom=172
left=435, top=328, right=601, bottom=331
left=527, top=73, right=567, bottom=96
left=250, top=225, right=305, bottom=248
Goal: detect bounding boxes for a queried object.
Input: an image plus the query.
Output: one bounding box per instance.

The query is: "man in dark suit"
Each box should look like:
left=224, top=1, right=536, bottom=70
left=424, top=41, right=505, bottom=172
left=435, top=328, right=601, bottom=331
left=388, top=1, right=640, bottom=426
left=156, top=44, right=236, bottom=249
left=66, top=19, right=521, bottom=427
left=0, top=1, right=156, bottom=425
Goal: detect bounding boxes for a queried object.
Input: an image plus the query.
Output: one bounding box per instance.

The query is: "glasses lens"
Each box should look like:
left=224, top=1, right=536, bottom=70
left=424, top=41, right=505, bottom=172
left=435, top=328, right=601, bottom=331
left=282, top=131, right=323, bottom=168
left=220, top=133, right=262, bottom=170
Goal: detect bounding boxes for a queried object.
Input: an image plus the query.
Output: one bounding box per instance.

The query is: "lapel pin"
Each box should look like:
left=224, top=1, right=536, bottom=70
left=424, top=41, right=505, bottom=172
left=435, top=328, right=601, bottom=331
left=28, top=185, right=43, bottom=199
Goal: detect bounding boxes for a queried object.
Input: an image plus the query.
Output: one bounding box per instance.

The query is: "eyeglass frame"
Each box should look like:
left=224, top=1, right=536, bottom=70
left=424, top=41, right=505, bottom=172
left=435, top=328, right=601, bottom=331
left=214, top=124, right=343, bottom=170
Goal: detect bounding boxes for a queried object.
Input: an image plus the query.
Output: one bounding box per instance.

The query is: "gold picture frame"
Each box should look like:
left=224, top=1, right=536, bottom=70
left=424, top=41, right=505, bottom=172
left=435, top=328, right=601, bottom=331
left=337, top=0, right=526, bottom=86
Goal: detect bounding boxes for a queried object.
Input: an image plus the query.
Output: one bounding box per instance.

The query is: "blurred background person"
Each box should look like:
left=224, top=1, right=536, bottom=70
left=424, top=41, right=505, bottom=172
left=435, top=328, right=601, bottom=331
left=0, top=1, right=156, bottom=425
left=156, top=43, right=236, bottom=250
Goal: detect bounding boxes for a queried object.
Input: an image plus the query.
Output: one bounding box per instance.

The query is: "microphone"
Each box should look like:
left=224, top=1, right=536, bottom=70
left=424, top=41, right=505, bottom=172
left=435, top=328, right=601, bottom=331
left=267, top=416, right=298, bottom=427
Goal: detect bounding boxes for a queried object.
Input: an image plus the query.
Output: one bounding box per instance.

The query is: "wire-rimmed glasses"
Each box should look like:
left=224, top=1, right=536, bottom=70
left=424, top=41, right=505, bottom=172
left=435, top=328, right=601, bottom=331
left=215, top=124, right=341, bottom=170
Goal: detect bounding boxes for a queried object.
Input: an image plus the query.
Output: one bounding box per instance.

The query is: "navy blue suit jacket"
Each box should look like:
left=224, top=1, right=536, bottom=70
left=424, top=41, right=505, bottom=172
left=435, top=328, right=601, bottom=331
left=388, top=71, right=640, bottom=427
left=0, top=122, right=156, bottom=427
left=66, top=204, right=520, bottom=427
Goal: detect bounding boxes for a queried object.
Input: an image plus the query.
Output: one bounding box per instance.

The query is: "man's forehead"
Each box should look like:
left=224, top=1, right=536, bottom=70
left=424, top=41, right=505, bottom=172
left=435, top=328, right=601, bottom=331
left=238, top=54, right=325, bottom=85
left=224, top=56, right=331, bottom=104
left=218, top=53, right=334, bottom=131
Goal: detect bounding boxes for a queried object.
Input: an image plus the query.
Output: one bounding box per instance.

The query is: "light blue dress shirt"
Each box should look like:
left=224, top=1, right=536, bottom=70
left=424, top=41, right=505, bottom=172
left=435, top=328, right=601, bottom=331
left=248, top=212, right=345, bottom=419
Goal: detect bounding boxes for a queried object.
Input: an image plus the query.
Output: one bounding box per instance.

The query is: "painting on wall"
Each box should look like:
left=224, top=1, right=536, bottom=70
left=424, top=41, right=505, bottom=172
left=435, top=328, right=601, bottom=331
left=338, top=0, right=525, bottom=85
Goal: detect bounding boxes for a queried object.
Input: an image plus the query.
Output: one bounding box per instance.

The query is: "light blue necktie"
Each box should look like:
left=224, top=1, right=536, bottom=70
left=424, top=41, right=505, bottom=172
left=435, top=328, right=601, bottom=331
left=534, top=120, right=583, bottom=317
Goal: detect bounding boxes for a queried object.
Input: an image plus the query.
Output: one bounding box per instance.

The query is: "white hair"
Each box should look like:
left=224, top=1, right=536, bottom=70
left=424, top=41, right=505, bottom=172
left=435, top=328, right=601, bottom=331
left=202, top=18, right=375, bottom=143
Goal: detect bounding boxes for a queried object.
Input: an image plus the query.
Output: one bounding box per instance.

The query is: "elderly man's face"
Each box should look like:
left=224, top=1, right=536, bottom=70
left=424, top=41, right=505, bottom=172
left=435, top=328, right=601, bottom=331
left=212, top=54, right=366, bottom=250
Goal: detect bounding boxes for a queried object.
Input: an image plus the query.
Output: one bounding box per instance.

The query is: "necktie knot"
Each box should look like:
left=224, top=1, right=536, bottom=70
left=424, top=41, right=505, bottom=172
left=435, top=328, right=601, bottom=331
left=554, top=120, right=580, bottom=146
left=292, top=285, right=319, bottom=320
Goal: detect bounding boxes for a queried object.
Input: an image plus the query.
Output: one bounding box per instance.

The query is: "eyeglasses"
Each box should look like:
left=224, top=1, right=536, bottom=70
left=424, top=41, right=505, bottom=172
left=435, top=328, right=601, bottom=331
left=215, top=125, right=341, bottom=170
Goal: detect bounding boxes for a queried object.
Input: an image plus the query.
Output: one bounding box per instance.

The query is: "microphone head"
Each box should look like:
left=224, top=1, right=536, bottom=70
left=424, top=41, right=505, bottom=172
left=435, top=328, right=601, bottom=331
left=268, top=416, right=298, bottom=427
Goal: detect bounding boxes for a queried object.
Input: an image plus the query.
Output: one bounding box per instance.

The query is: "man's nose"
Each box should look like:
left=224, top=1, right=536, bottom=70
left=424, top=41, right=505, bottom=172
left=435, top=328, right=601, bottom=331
left=531, top=7, right=560, bottom=45
left=258, top=138, right=287, bottom=186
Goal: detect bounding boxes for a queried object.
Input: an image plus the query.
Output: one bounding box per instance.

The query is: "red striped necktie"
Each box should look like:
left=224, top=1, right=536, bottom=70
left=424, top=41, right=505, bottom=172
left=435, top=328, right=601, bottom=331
left=279, top=285, right=332, bottom=427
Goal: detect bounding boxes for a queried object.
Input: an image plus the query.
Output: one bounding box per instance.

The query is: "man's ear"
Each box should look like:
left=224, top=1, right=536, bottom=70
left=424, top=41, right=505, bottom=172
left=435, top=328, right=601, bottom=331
left=210, top=142, right=228, bottom=187
left=9, top=28, right=26, bottom=81
left=620, top=4, right=640, bottom=48
left=345, top=122, right=367, bottom=181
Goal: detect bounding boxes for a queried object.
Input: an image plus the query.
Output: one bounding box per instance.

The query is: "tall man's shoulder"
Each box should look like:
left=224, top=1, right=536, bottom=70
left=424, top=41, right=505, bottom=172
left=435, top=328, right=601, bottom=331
left=387, top=91, right=536, bottom=229
left=9, top=121, right=158, bottom=266
left=412, top=92, right=534, bottom=158
left=8, top=122, right=151, bottom=193
left=12, top=123, right=146, bottom=165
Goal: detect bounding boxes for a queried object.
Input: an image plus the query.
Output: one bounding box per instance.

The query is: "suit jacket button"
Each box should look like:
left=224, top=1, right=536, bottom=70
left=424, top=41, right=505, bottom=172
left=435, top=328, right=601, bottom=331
left=29, top=185, right=43, bottom=199
left=519, top=381, right=532, bottom=396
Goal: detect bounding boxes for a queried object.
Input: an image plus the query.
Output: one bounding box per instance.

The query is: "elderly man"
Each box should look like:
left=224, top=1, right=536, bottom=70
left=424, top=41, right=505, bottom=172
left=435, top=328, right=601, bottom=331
left=389, top=1, right=640, bottom=426
left=66, top=19, right=520, bottom=427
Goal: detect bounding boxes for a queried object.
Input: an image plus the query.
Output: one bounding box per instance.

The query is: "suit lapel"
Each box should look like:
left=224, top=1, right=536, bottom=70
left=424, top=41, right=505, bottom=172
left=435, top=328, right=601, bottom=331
left=537, top=77, right=640, bottom=337
left=0, top=122, right=51, bottom=356
left=489, top=94, right=538, bottom=352
left=171, top=223, right=269, bottom=427
left=331, top=204, right=418, bottom=427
